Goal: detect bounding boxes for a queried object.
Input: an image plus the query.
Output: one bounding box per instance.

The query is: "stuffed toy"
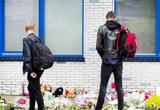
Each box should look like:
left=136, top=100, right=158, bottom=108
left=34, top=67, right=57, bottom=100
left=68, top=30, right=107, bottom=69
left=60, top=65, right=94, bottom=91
left=64, top=88, right=76, bottom=98
left=53, top=87, right=63, bottom=97
left=41, top=83, right=52, bottom=92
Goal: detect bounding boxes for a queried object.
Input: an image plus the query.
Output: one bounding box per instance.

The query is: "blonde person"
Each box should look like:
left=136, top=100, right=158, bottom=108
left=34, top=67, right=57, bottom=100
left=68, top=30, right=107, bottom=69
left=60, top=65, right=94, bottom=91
left=22, top=22, right=44, bottom=110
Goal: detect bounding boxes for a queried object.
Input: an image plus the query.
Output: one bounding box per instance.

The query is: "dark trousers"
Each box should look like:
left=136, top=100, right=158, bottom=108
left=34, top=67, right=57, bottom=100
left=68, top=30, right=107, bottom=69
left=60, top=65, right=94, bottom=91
left=28, top=68, right=44, bottom=110
left=95, top=63, right=124, bottom=110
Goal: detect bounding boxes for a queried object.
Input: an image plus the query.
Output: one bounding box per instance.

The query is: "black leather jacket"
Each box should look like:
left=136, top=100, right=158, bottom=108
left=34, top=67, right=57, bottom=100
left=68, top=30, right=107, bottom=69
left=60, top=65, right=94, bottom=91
left=96, top=20, right=121, bottom=60
left=22, top=33, right=38, bottom=74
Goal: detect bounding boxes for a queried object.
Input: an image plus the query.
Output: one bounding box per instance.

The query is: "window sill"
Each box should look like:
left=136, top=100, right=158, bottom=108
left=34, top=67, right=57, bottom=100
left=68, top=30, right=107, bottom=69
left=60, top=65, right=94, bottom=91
left=124, top=58, right=160, bottom=62
left=0, top=57, right=85, bottom=62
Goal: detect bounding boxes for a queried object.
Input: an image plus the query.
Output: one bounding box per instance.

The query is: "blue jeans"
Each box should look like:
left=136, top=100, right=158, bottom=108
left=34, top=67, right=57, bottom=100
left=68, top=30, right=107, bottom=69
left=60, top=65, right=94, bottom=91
left=95, top=63, right=124, bottom=110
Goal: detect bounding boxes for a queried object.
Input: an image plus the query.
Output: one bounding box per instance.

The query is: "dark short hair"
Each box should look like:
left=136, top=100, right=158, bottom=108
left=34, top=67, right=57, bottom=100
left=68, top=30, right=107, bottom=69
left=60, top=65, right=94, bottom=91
left=106, top=11, right=115, bottom=19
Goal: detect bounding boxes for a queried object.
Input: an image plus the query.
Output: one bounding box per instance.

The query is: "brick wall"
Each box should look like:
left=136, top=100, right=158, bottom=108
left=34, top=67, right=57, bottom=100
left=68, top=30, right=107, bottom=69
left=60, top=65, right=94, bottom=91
left=0, top=0, right=160, bottom=95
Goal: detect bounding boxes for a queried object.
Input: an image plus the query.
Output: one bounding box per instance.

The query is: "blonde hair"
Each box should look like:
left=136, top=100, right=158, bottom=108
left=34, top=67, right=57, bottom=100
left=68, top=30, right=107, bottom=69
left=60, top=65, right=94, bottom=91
left=25, top=22, right=35, bottom=32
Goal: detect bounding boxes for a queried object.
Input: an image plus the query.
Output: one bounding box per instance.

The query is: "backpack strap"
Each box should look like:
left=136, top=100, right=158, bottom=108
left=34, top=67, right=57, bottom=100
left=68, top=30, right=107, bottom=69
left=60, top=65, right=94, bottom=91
left=116, top=25, right=125, bottom=50
left=28, top=34, right=42, bottom=44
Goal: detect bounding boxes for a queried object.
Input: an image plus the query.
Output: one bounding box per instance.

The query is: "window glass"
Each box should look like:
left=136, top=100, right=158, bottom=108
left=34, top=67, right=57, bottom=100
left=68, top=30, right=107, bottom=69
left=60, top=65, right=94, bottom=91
left=116, top=0, right=155, bottom=54
left=5, top=0, right=39, bottom=51
left=45, top=0, right=82, bottom=55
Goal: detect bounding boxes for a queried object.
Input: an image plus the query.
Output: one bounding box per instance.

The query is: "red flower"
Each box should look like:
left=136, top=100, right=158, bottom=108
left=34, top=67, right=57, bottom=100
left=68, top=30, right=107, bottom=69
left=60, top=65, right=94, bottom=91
left=145, top=95, right=149, bottom=100
left=65, top=89, right=70, bottom=96
left=145, top=90, right=152, bottom=100
left=111, top=82, right=116, bottom=89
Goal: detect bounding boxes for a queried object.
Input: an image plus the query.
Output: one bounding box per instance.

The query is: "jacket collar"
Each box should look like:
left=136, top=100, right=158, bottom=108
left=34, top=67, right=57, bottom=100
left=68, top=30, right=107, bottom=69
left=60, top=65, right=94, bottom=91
left=28, top=33, right=34, bottom=37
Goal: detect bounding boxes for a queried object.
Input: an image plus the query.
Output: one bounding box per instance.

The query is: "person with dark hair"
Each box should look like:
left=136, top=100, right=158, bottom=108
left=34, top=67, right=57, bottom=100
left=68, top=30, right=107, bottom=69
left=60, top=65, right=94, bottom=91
left=95, top=11, right=124, bottom=110
left=22, top=22, right=44, bottom=110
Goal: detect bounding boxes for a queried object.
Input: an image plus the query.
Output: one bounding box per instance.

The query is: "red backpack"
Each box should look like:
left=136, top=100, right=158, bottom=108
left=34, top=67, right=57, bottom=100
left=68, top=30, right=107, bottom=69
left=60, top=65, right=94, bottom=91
left=116, top=25, right=137, bottom=58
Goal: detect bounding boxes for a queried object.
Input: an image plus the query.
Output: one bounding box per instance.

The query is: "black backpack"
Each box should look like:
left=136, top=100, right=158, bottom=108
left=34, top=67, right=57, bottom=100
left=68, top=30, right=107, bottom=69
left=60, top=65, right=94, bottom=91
left=29, top=35, right=54, bottom=70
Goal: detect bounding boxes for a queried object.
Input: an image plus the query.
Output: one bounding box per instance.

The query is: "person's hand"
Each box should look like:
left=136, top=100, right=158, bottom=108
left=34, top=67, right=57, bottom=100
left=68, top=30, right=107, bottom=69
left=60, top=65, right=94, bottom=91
left=30, top=72, right=37, bottom=78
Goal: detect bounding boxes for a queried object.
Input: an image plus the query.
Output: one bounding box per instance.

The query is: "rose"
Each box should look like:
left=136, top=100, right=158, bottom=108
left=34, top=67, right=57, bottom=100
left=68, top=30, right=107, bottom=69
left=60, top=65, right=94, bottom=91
left=111, top=82, right=116, bottom=89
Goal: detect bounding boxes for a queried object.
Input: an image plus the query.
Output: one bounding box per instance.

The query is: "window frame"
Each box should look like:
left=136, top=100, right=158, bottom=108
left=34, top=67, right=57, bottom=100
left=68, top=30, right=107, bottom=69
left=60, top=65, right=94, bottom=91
left=0, top=0, right=84, bottom=61
left=114, top=0, right=160, bottom=59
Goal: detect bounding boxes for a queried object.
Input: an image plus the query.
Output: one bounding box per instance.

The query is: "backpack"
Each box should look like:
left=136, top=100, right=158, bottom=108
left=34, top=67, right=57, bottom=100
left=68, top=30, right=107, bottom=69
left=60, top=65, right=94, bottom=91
left=116, top=25, right=137, bottom=58
left=29, top=36, right=54, bottom=70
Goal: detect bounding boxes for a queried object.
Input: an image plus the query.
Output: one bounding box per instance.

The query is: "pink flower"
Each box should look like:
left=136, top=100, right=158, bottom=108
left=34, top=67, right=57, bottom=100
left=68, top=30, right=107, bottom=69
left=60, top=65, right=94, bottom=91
left=145, top=90, right=152, bottom=100
left=17, top=99, right=27, bottom=105
left=81, top=100, right=88, bottom=106
left=111, top=82, right=116, bottom=89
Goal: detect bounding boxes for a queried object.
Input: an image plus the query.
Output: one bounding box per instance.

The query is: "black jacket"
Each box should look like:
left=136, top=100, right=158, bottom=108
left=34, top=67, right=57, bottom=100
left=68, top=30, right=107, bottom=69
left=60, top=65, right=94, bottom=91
left=96, top=20, right=121, bottom=60
left=22, top=33, right=39, bottom=74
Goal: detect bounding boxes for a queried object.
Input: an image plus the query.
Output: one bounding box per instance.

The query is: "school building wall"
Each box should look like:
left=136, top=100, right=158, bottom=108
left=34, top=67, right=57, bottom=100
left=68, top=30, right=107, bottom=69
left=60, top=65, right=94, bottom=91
left=0, top=0, right=160, bottom=95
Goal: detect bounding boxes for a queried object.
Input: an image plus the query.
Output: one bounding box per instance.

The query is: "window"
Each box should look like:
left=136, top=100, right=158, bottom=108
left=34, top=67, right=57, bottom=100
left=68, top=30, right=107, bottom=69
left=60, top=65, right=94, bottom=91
left=0, top=0, right=84, bottom=61
left=45, top=0, right=83, bottom=56
left=115, top=0, right=160, bottom=58
left=0, top=0, right=39, bottom=57
left=5, top=0, right=39, bottom=51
